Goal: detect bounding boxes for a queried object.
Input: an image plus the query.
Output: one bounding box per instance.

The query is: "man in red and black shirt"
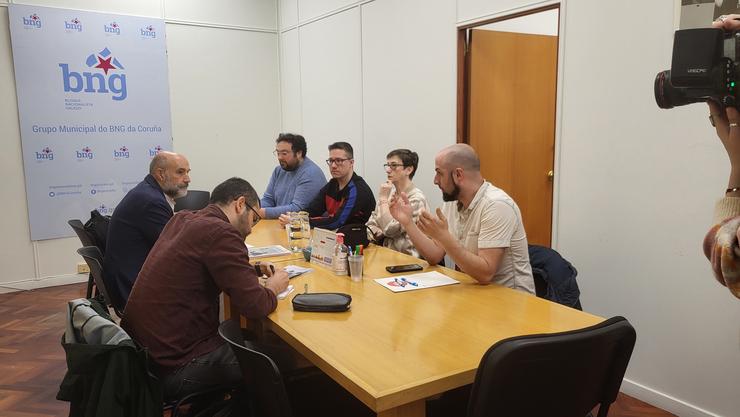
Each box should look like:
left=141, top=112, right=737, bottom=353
left=283, top=142, right=375, bottom=230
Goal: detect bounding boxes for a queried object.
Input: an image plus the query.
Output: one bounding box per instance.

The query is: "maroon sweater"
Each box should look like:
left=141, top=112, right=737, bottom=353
left=121, top=204, right=277, bottom=375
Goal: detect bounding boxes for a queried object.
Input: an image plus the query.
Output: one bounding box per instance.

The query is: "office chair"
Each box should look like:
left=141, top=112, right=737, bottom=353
left=528, top=244, right=583, bottom=310
left=174, top=190, right=210, bottom=212
left=69, top=220, right=98, bottom=298
left=219, top=319, right=293, bottom=417
left=467, top=316, right=636, bottom=417
left=76, top=246, right=124, bottom=319
left=219, top=320, right=374, bottom=417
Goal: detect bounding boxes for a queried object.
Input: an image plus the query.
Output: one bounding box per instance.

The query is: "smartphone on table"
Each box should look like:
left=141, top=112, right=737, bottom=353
left=385, top=264, right=423, bottom=273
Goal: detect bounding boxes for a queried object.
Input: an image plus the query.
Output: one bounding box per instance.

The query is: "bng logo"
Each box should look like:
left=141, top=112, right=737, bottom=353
left=35, top=147, right=54, bottom=161
left=141, top=25, right=156, bottom=38
left=59, top=47, right=127, bottom=101
left=149, top=145, right=163, bottom=157
left=114, top=146, right=130, bottom=159
left=104, top=21, right=120, bottom=35
left=76, top=146, right=94, bottom=160
left=22, top=14, right=42, bottom=29
left=65, top=18, right=82, bottom=32
left=97, top=204, right=114, bottom=215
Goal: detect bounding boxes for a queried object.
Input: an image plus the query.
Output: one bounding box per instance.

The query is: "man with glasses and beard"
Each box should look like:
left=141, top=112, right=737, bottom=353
left=259, top=133, right=326, bottom=219
left=389, top=144, right=534, bottom=293
left=122, top=177, right=289, bottom=401
left=103, top=151, right=191, bottom=311
left=282, top=141, right=375, bottom=229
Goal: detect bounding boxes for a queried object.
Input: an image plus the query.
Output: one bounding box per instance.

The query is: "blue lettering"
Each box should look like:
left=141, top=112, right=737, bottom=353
left=35, top=152, right=54, bottom=161
left=104, top=25, right=120, bottom=34
left=65, top=22, right=82, bottom=32
left=108, top=74, right=127, bottom=101
left=113, top=150, right=130, bottom=158
left=23, top=17, right=41, bottom=28
left=59, top=64, right=83, bottom=93
left=76, top=151, right=93, bottom=159
left=83, top=72, right=108, bottom=93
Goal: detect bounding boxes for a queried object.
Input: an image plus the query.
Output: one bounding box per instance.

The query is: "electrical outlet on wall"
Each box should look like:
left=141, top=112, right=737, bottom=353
left=77, top=262, right=90, bottom=274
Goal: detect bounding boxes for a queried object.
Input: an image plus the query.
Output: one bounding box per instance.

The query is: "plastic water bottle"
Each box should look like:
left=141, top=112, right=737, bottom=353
left=333, top=233, right=349, bottom=276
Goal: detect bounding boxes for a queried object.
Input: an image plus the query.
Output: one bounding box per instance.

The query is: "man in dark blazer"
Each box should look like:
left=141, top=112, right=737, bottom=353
left=103, top=151, right=191, bottom=311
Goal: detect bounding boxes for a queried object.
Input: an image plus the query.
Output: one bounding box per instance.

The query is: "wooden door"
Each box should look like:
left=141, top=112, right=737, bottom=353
left=467, top=29, right=558, bottom=246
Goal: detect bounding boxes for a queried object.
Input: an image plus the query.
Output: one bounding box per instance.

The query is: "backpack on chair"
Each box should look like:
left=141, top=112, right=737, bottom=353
left=84, top=210, right=111, bottom=254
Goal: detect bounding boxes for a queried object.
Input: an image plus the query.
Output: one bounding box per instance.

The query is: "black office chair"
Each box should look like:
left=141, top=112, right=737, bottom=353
left=218, top=320, right=374, bottom=417
left=528, top=244, right=583, bottom=310
left=69, top=220, right=98, bottom=298
left=467, top=316, right=636, bottom=417
left=77, top=246, right=124, bottom=319
left=174, top=190, right=210, bottom=212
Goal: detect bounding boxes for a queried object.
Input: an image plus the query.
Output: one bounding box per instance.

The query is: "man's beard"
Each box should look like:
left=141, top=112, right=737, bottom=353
left=163, top=181, right=188, bottom=199
left=441, top=176, right=460, bottom=202
left=280, top=160, right=299, bottom=172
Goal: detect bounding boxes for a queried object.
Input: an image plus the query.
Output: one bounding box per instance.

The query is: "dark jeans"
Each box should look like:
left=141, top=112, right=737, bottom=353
left=161, top=342, right=241, bottom=402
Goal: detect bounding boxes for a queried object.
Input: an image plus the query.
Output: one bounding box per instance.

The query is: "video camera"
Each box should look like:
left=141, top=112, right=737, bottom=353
left=655, top=28, right=739, bottom=109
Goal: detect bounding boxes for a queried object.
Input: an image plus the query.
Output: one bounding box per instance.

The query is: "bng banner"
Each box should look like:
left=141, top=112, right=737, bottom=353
left=8, top=4, right=172, bottom=240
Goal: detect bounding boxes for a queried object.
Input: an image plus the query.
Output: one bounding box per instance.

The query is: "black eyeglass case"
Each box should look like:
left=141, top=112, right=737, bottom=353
left=292, top=293, right=351, bottom=312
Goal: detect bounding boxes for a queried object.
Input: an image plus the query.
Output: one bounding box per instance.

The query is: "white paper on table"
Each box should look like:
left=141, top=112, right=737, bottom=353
left=284, top=265, right=313, bottom=279
left=248, top=245, right=292, bottom=258
left=374, top=271, right=460, bottom=293
left=277, top=285, right=294, bottom=300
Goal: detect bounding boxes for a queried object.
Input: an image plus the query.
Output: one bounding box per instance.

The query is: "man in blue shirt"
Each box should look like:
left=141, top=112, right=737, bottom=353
left=259, top=133, right=326, bottom=219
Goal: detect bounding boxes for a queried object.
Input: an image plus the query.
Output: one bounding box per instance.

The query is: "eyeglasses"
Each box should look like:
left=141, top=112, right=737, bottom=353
left=237, top=197, right=261, bottom=224
left=383, top=163, right=405, bottom=170
left=273, top=150, right=292, bottom=157
left=326, top=158, right=351, bottom=166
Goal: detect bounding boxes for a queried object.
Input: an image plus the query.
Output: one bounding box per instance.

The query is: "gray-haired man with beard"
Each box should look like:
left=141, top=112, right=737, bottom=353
left=389, top=144, right=534, bottom=293
left=103, top=151, right=191, bottom=311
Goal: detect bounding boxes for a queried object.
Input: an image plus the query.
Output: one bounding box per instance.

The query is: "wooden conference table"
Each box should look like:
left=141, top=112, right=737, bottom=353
left=226, top=220, right=602, bottom=417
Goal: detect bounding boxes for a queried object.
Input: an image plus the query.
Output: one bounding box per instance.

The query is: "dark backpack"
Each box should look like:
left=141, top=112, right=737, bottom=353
left=336, top=223, right=370, bottom=251
left=84, top=210, right=111, bottom=254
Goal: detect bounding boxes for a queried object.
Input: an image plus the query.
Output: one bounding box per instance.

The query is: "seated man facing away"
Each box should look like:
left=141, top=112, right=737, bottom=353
left=389, top=144, right=534, bottom=293
left=259, top=133, right=326, bottom=219
left=367, top=149, right=429, bottom=257
left=282, top=141, right=375, bottom=230
left=121, top=177, right=289, bottom=401
left=103, top=151, right=190, bottom=311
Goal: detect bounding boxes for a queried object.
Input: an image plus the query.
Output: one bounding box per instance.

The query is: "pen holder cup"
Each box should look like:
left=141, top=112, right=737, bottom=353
left=348, top=255, right=364, bottom=282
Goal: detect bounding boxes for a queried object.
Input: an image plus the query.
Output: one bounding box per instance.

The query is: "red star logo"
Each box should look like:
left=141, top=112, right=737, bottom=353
left=95, top=56, right=116, bottom=75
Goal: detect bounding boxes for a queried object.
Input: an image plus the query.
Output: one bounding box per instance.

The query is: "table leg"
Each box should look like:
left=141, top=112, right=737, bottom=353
left=376, top=399, right=425, bottom=417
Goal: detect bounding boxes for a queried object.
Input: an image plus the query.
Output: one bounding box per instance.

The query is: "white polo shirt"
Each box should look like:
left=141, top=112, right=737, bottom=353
left=442, top=181, right=534, bottom=294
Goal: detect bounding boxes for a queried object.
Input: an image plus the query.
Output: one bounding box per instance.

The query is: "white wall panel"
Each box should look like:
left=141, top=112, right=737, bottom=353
left=279, top=0, right=298, bottom=28
left=298, top=0, right=356, bottom=23
left=361, top=0, right=456, bottom=210
left=11, top=0, right=162, bottom=17
left=299, top=8, right=362, bottom=178
left=557, top=1, right=740, bottom=416
left=479, top=7, right=558, bottom=36
left=457, top=0, right=553, bottom=24
left=280, top=28, right=302, bottom=133
left=0, top=7, right=37, bottom=284
left=165, top=0, right=277, bottom=30
left=166, top=24, right=280, bottom=196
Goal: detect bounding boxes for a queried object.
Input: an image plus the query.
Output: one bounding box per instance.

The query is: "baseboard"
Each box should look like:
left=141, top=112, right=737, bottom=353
left=621, top=378, right=722, bottom=417
left=0, top=274, right=88, bottom=294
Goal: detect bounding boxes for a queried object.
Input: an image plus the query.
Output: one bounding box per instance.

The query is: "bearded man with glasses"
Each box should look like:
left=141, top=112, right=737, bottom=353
left=122, top=177, right=289, bottom=401
left=259, top=133, right=326, bottom=219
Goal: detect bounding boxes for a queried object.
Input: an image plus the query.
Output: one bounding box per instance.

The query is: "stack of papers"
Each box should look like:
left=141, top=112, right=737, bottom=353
left=247, top=245, right=292, bottom=259
left=284, top=265, right=312, bottom=279
left=277, top=285, right=294, bottom=300
left=374, top=271, right=460, bottom=293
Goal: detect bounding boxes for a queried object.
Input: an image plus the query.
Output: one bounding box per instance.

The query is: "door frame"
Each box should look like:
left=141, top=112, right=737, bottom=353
left=455, top=2, right=564, bottom=247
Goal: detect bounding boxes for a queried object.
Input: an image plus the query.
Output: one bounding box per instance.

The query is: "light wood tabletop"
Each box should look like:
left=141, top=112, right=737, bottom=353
left=233, top=220, right=603, bottom=417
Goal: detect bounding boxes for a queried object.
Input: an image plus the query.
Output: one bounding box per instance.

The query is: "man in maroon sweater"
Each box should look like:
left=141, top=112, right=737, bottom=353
left=121, top=177, right=289, bottom=400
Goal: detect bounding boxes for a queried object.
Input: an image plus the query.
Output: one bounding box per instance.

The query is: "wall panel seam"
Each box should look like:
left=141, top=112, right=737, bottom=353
left=279, top=0, right=376, bottom=33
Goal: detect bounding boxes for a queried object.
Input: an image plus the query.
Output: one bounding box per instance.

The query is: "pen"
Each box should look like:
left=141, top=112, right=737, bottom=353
left=401, top=277, right=418, bottom=287
left=394, top=278, right=406, bottom=287
left=355, top=245, right=360, bottom=255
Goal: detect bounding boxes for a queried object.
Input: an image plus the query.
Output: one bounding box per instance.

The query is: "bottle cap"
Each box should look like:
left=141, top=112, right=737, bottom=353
left=336, top=232, right=345, bottom=244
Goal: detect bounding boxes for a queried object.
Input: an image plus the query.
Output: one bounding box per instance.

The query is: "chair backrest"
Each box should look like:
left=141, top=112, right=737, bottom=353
left=68, top=219, right=96, bottom=247
left=174, top=190, right=211, bottom=212
left=528, top=244, right=582, bottom=309
left=218, top=319, right=292, bottom=417
left=76, top=246, right=123, bottom=318
left=467, top=316, right=636, bottom=417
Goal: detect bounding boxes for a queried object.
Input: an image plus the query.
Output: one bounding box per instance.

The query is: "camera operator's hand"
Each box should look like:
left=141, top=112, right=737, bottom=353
left=708, top=101, right=740, bottom=195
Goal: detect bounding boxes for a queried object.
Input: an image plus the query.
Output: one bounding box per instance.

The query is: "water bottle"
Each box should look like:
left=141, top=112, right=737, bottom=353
left=298, top=211, right=310, bottom=250
left=333, top=233, right=349, bottom=275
